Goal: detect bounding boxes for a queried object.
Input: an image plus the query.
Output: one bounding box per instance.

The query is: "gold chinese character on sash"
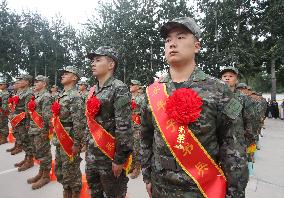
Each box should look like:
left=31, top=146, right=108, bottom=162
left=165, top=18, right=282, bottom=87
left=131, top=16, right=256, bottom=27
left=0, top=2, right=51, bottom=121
left=157, top=100, right=166, bottom=111
left=97, top=130, right=103, bottom=140
left=195, top=162, right=209, bottom=177
left=60, top=133, right=66, bottom=140
left=152, top=86, right=160, bottom=95
left=178, top=126, right=186, bottom=134
left=166, top=119, right=176, bottom=133
left=106, top=142, right=114, bottom=151
left=177, top=133, right=185, bottom=144
left=174, top=143, right=193, bottom=156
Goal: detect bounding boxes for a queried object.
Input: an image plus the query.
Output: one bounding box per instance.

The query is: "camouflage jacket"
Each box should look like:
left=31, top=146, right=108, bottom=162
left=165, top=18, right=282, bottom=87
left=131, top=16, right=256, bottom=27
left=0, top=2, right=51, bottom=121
left=141, top=67, right=244, bottom=196
left=0, top=90, right=10, bottom=116
left=79, top=90, right=89, bottom=106
left=12, top=87, right=33, bottom=126
left=28, top=89, right=53, bottom=135
left=233, top=90, right=256, bottom=146
left=53, top=86, right=85, bottom=147
left=87, top=76, right=133, bottom=167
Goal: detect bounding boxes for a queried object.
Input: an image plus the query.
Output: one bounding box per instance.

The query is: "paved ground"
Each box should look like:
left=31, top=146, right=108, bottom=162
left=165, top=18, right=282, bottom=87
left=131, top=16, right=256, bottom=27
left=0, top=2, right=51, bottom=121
left=0, top=118, right=284, bottom=198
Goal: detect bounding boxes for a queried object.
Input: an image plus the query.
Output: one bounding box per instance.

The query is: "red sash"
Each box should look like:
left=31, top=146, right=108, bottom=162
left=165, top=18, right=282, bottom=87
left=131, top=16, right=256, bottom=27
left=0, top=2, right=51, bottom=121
left=51, top=116, right=74, bottom=159
left=132, top=114, right=141, bottom=125
left=29, top=110, right=44, bottom=129
left=147, top=82, right=226, bottom=198
left=11, top=112, right=26, bottom=128
left=86, top=87, right=132, bottom=173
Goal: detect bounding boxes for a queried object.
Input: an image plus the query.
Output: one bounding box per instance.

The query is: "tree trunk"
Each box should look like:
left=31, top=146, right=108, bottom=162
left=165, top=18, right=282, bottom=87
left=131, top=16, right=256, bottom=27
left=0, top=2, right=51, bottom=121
left=271, top=58, right=277, bottom=101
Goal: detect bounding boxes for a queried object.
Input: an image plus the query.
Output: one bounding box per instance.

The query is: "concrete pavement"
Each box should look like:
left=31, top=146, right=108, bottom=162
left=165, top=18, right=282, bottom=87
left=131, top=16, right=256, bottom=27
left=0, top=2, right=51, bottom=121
left=0, top=118, right=284, bottom=198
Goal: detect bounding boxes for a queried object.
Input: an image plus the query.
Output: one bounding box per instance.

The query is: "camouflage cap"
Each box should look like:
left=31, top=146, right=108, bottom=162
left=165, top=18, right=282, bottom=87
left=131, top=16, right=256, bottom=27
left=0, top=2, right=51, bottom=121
left=0, top=78, right=7, bottom=84
left=247, top=86, right=252, bottom=90
left=35, top=75, right=49, bottom=83
left=16, top=74, right=33, bottom=83
left=236, top=83, right=248, bottom=89
left=78, top=80, right=89, bottom=85
left=220, top=66, right=239, bottom=76
left=60, top=66, right=81, bottom=78
left=87, top=46, right=118, bottom=63
left=130, top=80, right=141, bottom=86
left=160, top=17, right=202, bottom=39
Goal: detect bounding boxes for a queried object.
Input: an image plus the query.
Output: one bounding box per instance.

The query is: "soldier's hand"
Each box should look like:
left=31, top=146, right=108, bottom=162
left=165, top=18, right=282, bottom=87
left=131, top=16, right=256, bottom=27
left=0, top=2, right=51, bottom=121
left=112, top=162, right=124, bottom=178
left=72, top=145, right=81, bottom=155
left=146, top=183, right=152, bottom=198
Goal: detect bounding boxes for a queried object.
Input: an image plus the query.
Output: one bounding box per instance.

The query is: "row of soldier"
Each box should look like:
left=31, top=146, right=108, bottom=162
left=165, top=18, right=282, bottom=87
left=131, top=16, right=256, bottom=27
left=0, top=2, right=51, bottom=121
left=0, top=17, right=267, bottom=198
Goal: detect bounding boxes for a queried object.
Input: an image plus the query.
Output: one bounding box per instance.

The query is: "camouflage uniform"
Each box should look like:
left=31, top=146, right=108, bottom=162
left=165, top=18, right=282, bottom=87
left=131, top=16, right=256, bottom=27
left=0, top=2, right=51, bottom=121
left=11, top=75, right=34, bottom=157
left=78, top=80, right=89, bottom=147
left=141, top=68, right=246, bottom=198
left=53, top=67, right=85, bottom=194
left=86, top=46, right=133, bottom=198
left=0, top=80, right=10, bottom=144
left=28, top=76, right=53, bottom=174
left=130, top=80, right=144, bottom=173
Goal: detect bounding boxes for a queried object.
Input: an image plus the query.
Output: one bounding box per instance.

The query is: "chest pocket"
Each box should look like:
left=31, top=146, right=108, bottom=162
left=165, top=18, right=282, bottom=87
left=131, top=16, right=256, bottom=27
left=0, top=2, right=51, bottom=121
left=96, top=89, right=114, bottom=119
left=59, top=96, right=71, bottom=119
left=223, top=98, right=242, bottom=120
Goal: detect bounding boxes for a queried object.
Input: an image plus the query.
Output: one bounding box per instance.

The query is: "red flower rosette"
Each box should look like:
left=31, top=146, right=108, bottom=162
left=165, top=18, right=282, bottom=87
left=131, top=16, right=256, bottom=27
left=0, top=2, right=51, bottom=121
left=165, top=88, right=203, bottom=125
left=13, top=95, right=20, bottom=106
left=8, top=97, right=13, bottom=104
left=86, top=96, right=101, bottom=117
left=28, top=96, right=36, bottom=112
left=131, top=99, right=137, bottom=110
left=51, top=100, right=61, bottom=116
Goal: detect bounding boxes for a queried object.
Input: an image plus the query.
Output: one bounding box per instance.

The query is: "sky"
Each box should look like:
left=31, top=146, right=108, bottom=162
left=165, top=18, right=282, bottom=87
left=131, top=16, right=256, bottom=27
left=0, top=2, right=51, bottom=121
left=5, top=0, right=101, bottom=28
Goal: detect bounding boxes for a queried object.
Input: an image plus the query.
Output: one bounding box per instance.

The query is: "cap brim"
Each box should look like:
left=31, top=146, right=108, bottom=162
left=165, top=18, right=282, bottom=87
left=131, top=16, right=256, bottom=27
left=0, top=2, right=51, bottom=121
left=87, top=52, right=102, bottom=60
left=160, top=22, right=192, bottom=39
left=220, top=69, right=238, bottom=76
left=60, top=69, right=80, bottom=78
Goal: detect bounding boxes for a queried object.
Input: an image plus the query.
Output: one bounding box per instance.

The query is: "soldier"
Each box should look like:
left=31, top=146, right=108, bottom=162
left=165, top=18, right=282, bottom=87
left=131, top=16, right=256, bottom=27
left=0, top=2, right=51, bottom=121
left=51, top=66, right=85, bottom=198
left=0, top=78, right=9, bottom=145
left=6, top=80, right=20, bottom=152
left=78, top=79, right=89, bottom=103
left=85, top=46, right=133, bottom=198
left=26, top=75, right=52, bottom=189
left=129, top=79, right=144, bottom=179
left=77, top=79, right=89, bottom=151
left=11, top=74, right=35, bottom=171
left=141, top=17, right=245, bottom=198
left=50, top=85, right=59, bottom=98
left=220, top=66, right=256, bottom=193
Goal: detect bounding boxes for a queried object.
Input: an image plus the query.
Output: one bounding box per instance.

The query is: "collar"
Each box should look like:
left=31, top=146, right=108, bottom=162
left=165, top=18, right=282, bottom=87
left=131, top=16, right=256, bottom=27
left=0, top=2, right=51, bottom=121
left=159, top=67, right=206, bottom=84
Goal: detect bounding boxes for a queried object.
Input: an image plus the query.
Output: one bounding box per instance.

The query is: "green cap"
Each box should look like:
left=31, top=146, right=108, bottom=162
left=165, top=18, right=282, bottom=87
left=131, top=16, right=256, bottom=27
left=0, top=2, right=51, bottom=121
left=60, top=66, right=81, bottom=78
left=16, top=74, right=33, bottom=83
left=87, top=46, right=118, bottom=63
left=78, top=80, right=89, bottom=85
left=130, top=80, right=141, bottom=86
left=220, top=66, right=239, bottom=76
left=160, top=17, right=201, bottom=39
left=35, top=75, right=49, bottom=83
left=236, top=83, right=248, bottom=89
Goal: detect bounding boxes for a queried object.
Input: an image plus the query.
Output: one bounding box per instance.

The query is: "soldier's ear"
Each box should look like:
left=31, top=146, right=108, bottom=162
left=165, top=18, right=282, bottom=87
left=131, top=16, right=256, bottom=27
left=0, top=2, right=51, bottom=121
left=109, top=60, right=115, bottom=71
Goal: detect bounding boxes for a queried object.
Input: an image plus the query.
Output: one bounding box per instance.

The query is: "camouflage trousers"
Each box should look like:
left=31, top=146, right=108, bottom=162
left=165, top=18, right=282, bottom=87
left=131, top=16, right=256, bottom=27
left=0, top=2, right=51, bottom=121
left=55, top=146, right=82, bottom=192
left=0, top=116, right=9, bottom=137
left=132, top=126, right=141, bottom=168
left=31, top=134, right=52, bottom=170
left=85, top=166, right=128, bottom=198
left=151, top=169, right=204, bottom=198
left=220, top=146, right=248, bottom=198
left=14, top=123, right=34, bottom=156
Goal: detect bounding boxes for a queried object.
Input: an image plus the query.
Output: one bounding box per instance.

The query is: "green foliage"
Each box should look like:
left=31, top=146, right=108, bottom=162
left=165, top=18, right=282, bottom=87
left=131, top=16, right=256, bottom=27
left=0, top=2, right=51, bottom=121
left=0, top=0, right=283, bottom=92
